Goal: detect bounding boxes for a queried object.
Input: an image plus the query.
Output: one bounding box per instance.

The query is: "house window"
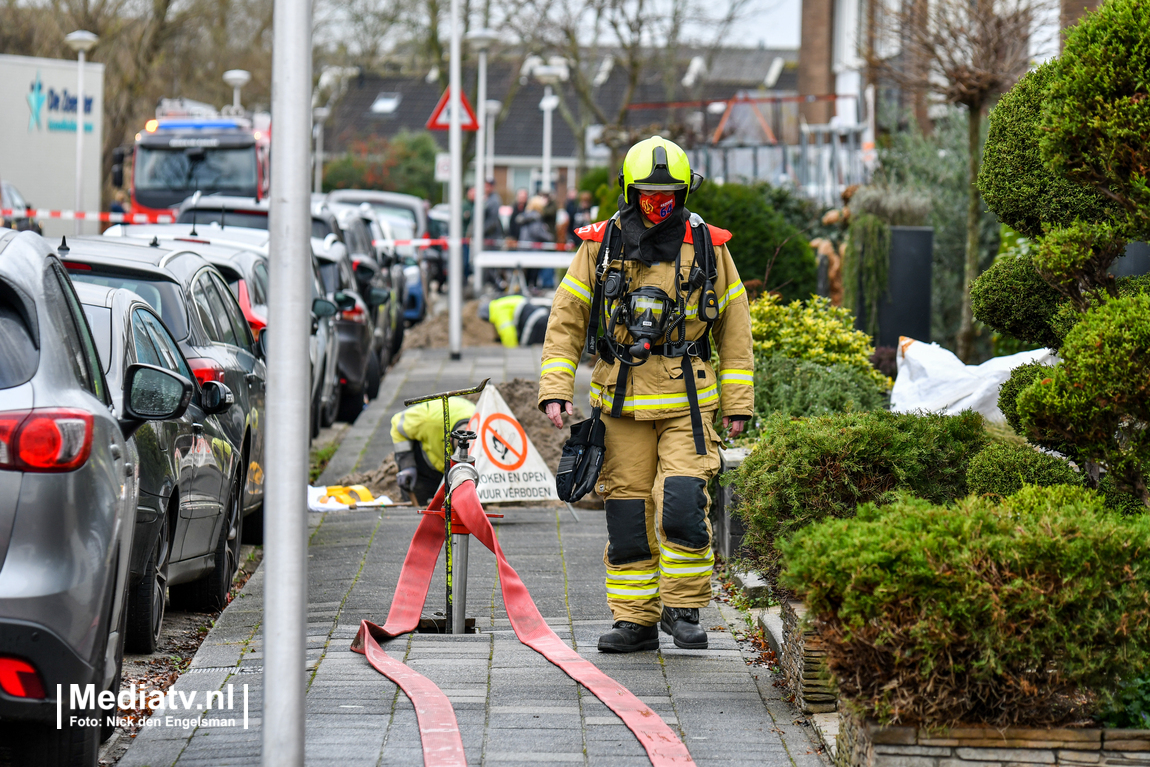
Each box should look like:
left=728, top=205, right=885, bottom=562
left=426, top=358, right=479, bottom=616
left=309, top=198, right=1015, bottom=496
left=370, top=92, right=402, bottom=115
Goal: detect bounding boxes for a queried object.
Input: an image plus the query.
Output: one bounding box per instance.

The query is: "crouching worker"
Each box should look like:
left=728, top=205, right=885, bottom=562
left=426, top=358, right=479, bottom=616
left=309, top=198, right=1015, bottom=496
left=538, top=136, right=754, bottom=652
left=480, top=293, right=551, bottom=348
left=392, top=397, right=477, bottom=505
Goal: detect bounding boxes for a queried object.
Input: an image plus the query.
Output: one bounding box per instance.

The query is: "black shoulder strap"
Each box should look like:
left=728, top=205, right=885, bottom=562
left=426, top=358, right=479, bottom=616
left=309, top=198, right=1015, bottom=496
left=584, top=218, right=617, bottom=355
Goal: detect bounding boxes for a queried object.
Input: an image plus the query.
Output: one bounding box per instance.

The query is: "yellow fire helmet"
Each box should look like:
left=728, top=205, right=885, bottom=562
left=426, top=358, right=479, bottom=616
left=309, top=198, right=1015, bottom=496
left=619, top=136, right=700, bottom=204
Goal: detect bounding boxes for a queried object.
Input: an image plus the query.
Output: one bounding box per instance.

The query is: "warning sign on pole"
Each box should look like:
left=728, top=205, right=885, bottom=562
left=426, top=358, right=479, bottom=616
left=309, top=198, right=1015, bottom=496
left=467, top=386, right=557, bottom=503
left=426, top=88, right=479, bottom=132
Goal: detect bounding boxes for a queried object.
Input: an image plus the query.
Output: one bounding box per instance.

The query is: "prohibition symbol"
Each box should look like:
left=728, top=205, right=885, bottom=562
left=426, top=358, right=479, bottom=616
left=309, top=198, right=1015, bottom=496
left=481, top=414, right=528, bottom=471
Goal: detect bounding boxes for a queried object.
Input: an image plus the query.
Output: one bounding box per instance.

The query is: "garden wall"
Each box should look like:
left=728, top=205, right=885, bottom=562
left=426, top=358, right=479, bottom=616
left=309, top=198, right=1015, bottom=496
left=835, top=707, right=1150, bottom=767
left=779, top=600, right=836, bottom=714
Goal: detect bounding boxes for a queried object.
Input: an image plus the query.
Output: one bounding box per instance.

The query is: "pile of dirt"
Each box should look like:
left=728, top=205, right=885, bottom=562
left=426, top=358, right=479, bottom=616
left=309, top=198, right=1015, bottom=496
left=404, top=299, right=500, bottom=349
left=339, top=454, right=403, bottom=503
left=495, top=378, right=584, bottom=470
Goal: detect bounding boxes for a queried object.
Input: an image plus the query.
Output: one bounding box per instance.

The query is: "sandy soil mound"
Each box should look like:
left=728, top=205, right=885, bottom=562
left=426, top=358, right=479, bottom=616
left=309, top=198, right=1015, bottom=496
left=404, top=299, right=500, bottom=349
left=338, top=454, right=403, bottom=504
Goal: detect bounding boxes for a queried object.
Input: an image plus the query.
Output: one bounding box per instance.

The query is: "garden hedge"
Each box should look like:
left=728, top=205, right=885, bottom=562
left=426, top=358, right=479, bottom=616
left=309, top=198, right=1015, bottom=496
left=782, top=485, right=1150, bottom=727
left=966, top=441, right=1079, bottom=499
left=969, top=246, right=1066, bottom=349
left=731, top=409, right=986, bottom=586
left=750, top=355, right=886, bottom=427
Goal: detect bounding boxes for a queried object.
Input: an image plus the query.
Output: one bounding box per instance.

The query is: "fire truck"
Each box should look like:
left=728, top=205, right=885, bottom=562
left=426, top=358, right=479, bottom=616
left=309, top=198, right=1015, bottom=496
left=112, top=97, right=270, bottom=218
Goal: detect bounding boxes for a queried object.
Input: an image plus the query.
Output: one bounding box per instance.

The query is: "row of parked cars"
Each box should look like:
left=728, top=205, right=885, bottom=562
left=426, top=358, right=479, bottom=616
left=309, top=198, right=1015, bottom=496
left=0, top=189, right=429, bottom=765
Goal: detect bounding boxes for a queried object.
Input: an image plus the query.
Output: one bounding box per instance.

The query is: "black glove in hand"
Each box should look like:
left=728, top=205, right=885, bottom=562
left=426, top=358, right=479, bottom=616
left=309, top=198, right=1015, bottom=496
left=396, top=467, right=418, bottom=494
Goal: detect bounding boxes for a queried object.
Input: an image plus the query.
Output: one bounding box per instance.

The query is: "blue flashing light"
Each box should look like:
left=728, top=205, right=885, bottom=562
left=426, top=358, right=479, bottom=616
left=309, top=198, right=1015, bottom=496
left=156, top=119, right=244, bottom=131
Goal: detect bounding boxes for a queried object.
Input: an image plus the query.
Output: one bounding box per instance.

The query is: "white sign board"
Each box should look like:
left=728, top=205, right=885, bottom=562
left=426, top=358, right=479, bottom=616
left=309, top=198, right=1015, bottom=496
left=467, top=386, right=557, bottom=504
left=434, top=152, right=451, bottom=182
left=0, top=53, right=104, bottom=237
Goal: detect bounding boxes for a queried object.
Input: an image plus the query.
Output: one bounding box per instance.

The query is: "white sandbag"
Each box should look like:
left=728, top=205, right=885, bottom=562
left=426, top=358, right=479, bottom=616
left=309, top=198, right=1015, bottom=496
left=890, top=336, right=1056, bottom=423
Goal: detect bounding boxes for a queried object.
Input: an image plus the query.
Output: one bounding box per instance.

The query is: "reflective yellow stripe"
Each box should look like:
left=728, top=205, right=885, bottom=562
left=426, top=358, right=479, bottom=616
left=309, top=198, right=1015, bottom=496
left=559, top=274, right=592, bottom=305
left=541, top=357, right=577, bottom=377
left=395, top=413, right=411, bottom=440
left=605, top=568, right=660, bottom=599
left=590, top=382, right=718, bottom=412
left=659, top=546, right=714, bottom=578
left=718, top=368, right=754, bottom=385
left=718, top=281, right=746, bottom=312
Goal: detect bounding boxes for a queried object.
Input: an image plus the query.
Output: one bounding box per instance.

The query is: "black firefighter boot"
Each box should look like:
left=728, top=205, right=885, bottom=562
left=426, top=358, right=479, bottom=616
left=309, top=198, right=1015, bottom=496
left=660, top=607, right=708, bottom=649
left=597, top=621, right=659, bottom=653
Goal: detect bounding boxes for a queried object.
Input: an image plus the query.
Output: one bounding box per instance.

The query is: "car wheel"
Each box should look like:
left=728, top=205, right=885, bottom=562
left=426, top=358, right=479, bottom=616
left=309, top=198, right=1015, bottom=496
left=337, top=383, right=365, bottom=423
left=310, top=380, right=322, bottom=440
left=125, top=503, right=171, bottom=653
left=170, top=470, right=243, bottom=612
left=7, top=719, right=99, bottom=766
left=389, top=318, right=405, bottom=357
left=321, top=378, right=340, bottom=427
left=365, top=352, right=382, bottom=400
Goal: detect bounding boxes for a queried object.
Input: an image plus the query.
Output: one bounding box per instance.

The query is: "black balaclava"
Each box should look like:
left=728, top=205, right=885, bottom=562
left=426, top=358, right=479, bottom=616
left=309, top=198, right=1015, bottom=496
left=618, top=193, right=687, bottom=266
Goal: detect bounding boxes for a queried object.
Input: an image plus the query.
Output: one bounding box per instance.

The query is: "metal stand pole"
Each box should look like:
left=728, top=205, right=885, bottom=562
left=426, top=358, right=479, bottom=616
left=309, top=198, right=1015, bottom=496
left=73, top=49, right=85, bottom=235
left=451, top=534, right=469, bottom=633
left=447, top=0, right=463, bottom=361
left=472, top=46, right=487, bottom=291
left=263, top=0, right=312, bottom=760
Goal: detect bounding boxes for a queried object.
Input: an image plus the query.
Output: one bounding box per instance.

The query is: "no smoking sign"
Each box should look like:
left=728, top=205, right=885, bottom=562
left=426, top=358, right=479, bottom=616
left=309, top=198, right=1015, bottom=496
left=481, top=414, right=528, bottom=471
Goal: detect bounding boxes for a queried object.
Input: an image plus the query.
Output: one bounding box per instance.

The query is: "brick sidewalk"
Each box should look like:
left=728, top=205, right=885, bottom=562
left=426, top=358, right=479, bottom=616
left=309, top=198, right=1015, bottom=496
left=117, top=347, right=828, bottom=767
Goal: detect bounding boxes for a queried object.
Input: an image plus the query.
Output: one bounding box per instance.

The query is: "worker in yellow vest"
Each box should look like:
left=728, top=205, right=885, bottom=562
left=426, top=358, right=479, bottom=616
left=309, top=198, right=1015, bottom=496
left=392, top=396, right=477, bottom=504
left=481, top=294, right=551, bottom=348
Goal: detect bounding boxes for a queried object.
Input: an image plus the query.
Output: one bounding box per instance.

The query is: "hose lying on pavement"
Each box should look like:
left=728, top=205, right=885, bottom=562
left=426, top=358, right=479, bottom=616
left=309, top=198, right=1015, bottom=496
left=351, top=479, right=697, bottom=767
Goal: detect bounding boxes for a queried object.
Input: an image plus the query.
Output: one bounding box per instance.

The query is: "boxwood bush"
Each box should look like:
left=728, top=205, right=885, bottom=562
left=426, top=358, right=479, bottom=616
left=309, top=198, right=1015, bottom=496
left=966, top=441, right=1079, bottom=499
left=731, top=409, right=986, bottom=586
left=781, top=485, right=1150, bottom=727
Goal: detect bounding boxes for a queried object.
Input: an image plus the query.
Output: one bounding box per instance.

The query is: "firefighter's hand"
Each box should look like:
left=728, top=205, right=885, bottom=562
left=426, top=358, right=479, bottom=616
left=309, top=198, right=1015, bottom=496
left=396, top=467, right=418, bottom=494
left=723, top=416, right=746, bottom=439
left=545, top=401, right=573, bottom=429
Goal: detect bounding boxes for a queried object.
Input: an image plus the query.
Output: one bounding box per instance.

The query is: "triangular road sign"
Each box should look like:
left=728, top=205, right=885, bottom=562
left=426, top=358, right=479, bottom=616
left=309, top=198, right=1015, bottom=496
left=426, top=88, right=479, bottom=132
left=465, top=387, right=557, bottom=503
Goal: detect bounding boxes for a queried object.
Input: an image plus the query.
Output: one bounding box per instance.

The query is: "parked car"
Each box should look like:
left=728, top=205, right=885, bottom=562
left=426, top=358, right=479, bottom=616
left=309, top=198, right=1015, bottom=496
left=0, top=231, right=192, bottom=765
left=0, top=180, right=41, bottom=233
left=59, top=236, right=267, bottom=544
left=328, top=202, right=405, bottom=357
left=74, top=282, right=238, bottom=652
left=312, top=235, right=384, bottom=423
left=103, top=223, right=342, bottom=437
left=326, top=188, right=427, bottom=240
left=174, top=193, right=346, bottom=243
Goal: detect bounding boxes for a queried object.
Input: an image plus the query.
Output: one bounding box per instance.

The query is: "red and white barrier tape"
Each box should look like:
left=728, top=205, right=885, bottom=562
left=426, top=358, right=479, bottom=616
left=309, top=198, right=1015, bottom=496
left=351, top=480, right=696, bottom=766
left=0, top=208, right=177, bottom=224
left=374, top=237, right=574, bottom=252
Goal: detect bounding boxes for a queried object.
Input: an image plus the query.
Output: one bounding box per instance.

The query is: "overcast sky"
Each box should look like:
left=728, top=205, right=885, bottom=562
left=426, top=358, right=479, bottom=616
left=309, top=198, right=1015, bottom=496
left=724, top=0, right=801, bottom=49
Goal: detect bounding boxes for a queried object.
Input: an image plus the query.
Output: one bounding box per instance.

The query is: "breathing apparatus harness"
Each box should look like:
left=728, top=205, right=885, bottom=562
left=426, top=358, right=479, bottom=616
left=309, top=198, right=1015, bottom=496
left=583, top=212, right=720, bottom=456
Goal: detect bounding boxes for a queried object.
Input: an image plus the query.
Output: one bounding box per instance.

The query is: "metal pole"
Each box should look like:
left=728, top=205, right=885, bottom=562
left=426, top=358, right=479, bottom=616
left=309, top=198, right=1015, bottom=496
left=471, top=47, right=487, bottom=291
left=73, top=49, right=85, bottom=235
left=451, top=534, right=469, bottom=633
left=541, top=85, right=553, bottom=194
left=447, top=0, right=463, bottom=361
left=313, top=121, right=324, bottom=195
left=263, top=0, right=312, bottom=757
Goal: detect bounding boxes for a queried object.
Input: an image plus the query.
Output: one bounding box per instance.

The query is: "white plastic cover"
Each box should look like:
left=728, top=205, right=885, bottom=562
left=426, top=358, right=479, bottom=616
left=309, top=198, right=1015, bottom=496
left=890, top=336, right=1057, bottom=423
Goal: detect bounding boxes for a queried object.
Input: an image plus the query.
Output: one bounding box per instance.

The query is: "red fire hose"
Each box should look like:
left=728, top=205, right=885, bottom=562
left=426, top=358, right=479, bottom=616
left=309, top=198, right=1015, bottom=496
left=351, top=479, right=697, bottom=766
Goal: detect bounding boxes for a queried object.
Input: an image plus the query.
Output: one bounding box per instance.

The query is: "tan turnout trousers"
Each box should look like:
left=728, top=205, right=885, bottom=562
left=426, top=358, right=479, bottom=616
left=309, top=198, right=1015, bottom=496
left=597, top=412, right=722, bottom=625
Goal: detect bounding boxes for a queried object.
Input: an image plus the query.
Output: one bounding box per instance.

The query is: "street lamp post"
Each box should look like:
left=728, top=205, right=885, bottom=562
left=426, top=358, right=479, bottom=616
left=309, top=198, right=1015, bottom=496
left=533, top=64, right=566, bottom=195
left=223, top=69, right=251, bottom=113
left=313, top=106, right=330, bottom=194
left=64, top=30, right=97, bottom=235
left=466, top=29, right=498, bottom=288
left=486, top=100, right=500, bottom=191
left=448, top=0, right=463, bottom=362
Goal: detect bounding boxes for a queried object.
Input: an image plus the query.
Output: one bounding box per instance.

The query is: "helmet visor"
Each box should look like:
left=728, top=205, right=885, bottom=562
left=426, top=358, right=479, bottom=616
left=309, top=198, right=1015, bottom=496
left=631, top=182, right=687, bottom=192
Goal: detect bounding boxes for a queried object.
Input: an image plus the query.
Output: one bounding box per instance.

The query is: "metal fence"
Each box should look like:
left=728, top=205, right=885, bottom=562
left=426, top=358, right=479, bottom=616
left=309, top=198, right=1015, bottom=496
left=685, top=124, right=870, bottom=207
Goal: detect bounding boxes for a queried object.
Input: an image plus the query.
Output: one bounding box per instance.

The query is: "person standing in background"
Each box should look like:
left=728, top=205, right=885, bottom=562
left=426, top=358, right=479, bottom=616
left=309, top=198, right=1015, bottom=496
left=506, top=188, right=529, bottom=246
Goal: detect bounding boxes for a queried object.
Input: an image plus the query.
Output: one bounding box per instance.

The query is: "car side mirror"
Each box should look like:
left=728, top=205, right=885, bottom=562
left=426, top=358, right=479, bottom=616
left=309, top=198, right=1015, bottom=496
left=201, top=380, right=235, bottom=415
left=312, top=297, right=337, bottom=317
left=121, top=363, right=194, bottom=438
left=333, top=291, right=357, bottom=310
left=323, top=232, right=340, bottom=252
left=369, top=288, right=390, bottom=305
left=254, top=328, right=268, bottom=358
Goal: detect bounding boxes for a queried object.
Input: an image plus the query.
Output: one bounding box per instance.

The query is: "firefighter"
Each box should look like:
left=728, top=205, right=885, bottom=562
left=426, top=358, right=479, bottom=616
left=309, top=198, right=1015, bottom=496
left=538, top=136, right=754, bottom=652
left=392, top=397, right=477, bottom=505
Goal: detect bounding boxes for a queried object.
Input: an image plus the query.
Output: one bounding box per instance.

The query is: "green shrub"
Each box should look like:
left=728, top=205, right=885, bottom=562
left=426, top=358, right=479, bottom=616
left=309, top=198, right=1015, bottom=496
left=1100, top=472, right=1148, bottom=516
left=749, top=293, right=889, bottom=390
left=970, top=243, right=1066, bottom=349
left=966, top=441, right=1079, bottom=498
left=1033, top=220, right=1126, bottom=310
left=323, top=131, right=441, bottom=202
left=781, top=485, right=1150, bottom=727
left=1047, top=272, right=1150, bottom=347
left=578, top=166, right=611, bottom=194
left=686, top=182, right=817, bottom=304
left=750, top=356, right=886, bottom=428
left=1042, top=0, right=1150, bottom=236
left=978, top=64, right=1112, bottom=240
left=731, top=409, right=986, bottom=587
left=1101, top=677, right=1150, bottom=729
left=1018, top=294, right=1150, bottom=508
left=997, top=362, right=1078, bottom=460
